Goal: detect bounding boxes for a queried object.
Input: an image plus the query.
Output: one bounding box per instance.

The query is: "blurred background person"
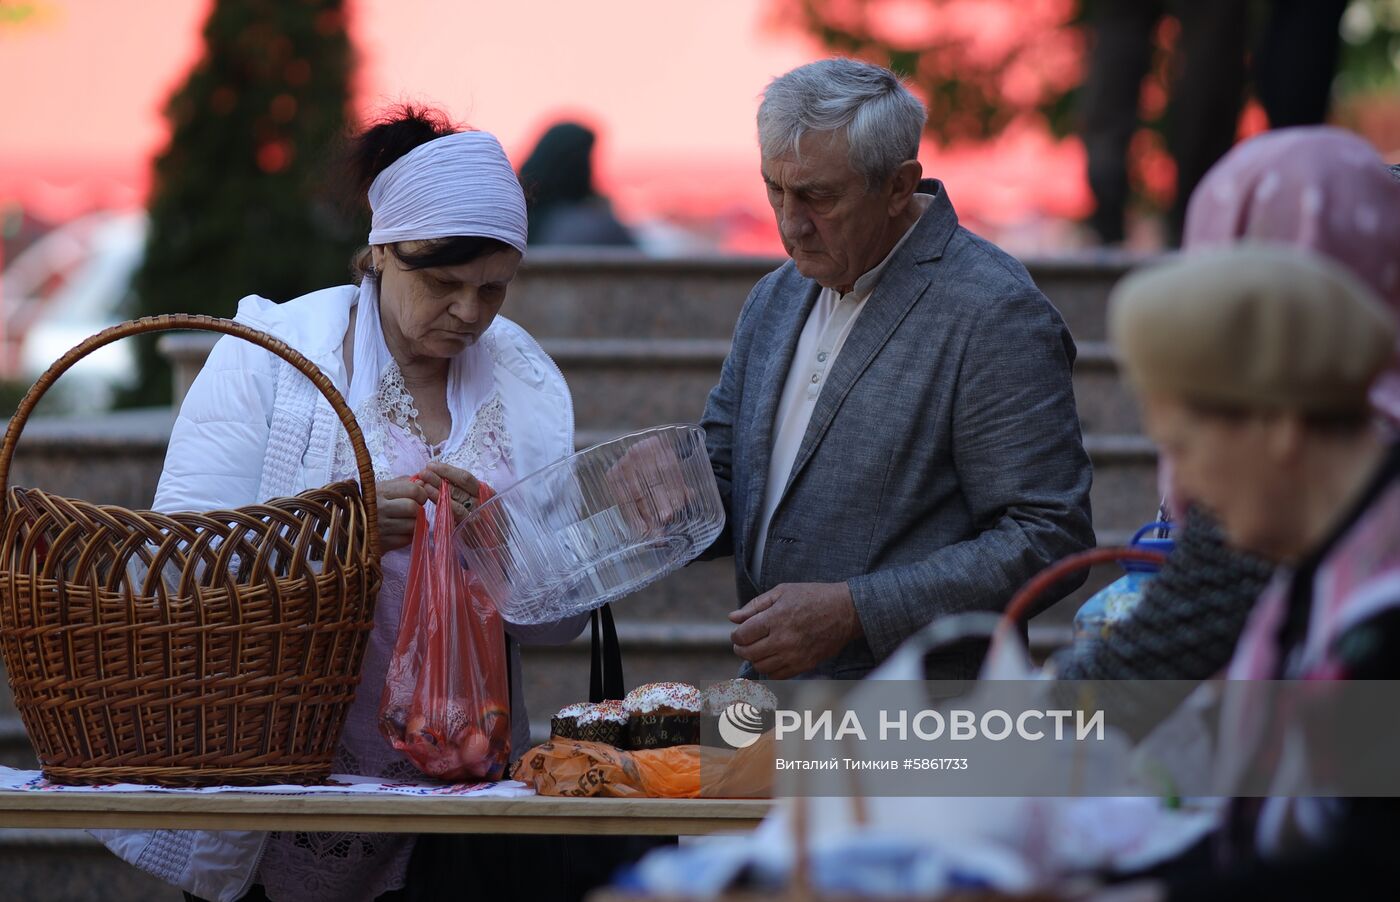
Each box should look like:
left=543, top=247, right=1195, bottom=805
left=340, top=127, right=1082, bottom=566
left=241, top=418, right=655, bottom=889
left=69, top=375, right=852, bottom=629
left=517, top=121, right=636, bottom=248
left=1080, top=0, right=1249, bottom=246
left=1079, top=0, right=1350, bottom=246
left=1255, top=0, right=1354, bottom=129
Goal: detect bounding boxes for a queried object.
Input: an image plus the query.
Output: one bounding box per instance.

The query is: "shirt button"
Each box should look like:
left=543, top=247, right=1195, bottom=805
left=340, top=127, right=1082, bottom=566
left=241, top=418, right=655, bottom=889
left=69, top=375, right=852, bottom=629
left=811, top=374, right=820, bottom=384
left=817, top=352, right=828, bottom=362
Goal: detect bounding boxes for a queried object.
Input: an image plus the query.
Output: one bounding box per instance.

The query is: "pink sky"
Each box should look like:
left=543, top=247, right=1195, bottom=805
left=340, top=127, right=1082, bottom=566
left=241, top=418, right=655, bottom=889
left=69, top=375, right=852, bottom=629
left=0, top=1, right=819, bottom=209
left=0, top=0, right=1092, bottom=250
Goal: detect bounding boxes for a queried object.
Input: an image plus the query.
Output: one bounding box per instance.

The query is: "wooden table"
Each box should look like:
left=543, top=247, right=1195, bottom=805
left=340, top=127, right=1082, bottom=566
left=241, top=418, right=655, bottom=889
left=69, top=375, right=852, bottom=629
left=0, top=791, right=772, bottom=835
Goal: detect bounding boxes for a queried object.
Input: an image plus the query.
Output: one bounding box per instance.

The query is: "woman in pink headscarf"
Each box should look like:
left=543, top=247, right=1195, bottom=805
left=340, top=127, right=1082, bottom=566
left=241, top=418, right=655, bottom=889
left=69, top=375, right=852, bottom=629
left=1054, top=127, right=1400, bottom=685
left=1183, top=125, right=1400, bottom=427
left=1156, top=127, right=1400, bottom=514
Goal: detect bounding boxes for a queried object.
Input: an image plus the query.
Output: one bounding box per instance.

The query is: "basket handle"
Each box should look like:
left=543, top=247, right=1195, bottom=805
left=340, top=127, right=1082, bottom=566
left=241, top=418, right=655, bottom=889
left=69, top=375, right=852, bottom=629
left=1001, top=546, right=1168, bottom=629
left=0, top=314, right=380, bottom=561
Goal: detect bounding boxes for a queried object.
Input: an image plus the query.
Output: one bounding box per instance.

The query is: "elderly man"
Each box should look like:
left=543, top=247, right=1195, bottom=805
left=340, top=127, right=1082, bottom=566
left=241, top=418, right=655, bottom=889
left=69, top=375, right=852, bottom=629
left=701, top=58, right=1095, bottom=681
left=1103, top=246, right=1400, bottom=900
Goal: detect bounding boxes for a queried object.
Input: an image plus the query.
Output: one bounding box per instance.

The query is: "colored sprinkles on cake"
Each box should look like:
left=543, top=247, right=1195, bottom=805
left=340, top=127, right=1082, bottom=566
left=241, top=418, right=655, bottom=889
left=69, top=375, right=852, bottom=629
left=577, top=699, right=627, bottom=725
left=623, top=681, right=703, bottom=716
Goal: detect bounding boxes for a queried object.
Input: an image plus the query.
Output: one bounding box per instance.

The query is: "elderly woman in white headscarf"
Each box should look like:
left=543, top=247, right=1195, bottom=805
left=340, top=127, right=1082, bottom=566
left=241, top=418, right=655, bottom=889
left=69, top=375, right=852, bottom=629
left=97, top=106, right=587, bottom=902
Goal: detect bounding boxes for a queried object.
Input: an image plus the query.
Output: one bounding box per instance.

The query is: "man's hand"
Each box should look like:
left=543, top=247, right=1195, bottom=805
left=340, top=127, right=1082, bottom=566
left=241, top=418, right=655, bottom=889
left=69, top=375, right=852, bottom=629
left=603, top=435, right=693, bottom=533
left=729, top=582, right=863, bottom=679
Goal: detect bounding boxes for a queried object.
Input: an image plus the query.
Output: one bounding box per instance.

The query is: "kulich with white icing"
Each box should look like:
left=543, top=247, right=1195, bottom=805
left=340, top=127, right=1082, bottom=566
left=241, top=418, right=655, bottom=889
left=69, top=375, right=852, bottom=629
left=578, top=699, right=627, bottom=725
left=702, top=678, right=778, bottom=715
left=555, top=702, right=593, bottom=720
left=623, top=681, right=702, bottom=716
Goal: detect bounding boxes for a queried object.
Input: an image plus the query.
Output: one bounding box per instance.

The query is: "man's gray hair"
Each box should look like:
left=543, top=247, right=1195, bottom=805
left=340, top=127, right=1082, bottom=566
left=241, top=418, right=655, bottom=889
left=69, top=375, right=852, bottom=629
left=758, top=58, right=927, bottom=189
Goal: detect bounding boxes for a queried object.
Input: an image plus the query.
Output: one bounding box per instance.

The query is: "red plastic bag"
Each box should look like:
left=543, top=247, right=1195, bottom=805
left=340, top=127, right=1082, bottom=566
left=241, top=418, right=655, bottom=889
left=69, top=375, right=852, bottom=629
left=378, top=479, right=511, bottom=781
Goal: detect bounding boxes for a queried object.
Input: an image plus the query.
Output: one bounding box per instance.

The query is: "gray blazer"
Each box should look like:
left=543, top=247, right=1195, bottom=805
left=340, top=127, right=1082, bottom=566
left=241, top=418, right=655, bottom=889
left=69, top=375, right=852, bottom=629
left=700, top=183, right=1095, bottom=680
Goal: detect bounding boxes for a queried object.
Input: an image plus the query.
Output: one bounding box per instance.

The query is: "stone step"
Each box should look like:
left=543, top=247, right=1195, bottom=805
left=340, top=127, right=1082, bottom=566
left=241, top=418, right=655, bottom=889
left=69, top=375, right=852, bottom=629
left=5, top=408, right=172, bottom=508
left=1029, top=255, right=1145, bottom=344
left=1084, top=433, right=1161, bottom=537
left=550, top=338, right=1141, bottom=435
left=548, top=338, right=724, bottom=433
left=0, top=828, right=181, bottom=901
left=1073, top=342, right=1140, bottom=435
left=0, top=715, right=170, bottom=899
left=505, top=250, right=1141, bottom=344
left=0, top=671, right=14, bottom=720
left=505, top=251, right=768, bottom=342
left=157, top=330, right=1143, bottom=437
left=1, top=716, right=35, bottom=768
left=520, top=621, right=749, bottom=727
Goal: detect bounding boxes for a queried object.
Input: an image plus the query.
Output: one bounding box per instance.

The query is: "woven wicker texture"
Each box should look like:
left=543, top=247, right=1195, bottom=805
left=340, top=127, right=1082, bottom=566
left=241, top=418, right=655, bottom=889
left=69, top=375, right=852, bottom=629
left=0, top=315, right=381, bottom=786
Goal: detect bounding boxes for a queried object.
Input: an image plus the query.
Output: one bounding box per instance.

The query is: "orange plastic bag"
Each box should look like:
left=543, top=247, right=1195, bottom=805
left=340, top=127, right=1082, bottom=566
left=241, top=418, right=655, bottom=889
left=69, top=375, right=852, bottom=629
left=510, top=740, right=697, bottom=798
left=378, top=479, right=510, bottom=781
left=510, top=735, right=775, bottom=798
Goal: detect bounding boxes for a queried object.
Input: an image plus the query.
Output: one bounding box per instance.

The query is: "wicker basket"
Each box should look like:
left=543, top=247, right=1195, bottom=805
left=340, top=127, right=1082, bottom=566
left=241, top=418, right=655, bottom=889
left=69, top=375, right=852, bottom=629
left=0, top=315, right=381, bottom=787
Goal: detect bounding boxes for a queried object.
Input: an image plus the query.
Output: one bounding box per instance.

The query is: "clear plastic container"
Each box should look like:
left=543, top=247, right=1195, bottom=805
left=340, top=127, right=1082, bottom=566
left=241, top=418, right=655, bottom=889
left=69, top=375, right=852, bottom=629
left=455, top=424, right=725, bottom=625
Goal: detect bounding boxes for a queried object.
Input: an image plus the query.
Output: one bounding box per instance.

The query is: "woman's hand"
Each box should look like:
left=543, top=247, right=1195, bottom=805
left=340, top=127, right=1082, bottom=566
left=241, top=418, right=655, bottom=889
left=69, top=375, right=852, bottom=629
left=377, top=477, right=431, bottom=552
left=417, top=461, right=482, bottom=522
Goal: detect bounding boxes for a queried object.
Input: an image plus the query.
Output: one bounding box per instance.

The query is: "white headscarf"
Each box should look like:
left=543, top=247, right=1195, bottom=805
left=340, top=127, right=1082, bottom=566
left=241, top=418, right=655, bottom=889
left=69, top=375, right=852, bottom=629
left=367, top=130, right=527, bottom=248
left=349, top=129, right=527, bottom=460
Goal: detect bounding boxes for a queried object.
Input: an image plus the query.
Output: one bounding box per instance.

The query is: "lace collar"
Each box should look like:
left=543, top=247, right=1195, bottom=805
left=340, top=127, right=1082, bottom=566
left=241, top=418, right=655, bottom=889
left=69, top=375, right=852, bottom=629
left=335, top=350, right=514, bottom=484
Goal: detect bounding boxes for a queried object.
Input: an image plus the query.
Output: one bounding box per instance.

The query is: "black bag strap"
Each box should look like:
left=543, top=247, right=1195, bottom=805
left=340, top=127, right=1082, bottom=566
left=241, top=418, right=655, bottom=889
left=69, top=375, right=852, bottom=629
left=589, top=603, right=625, bottom=702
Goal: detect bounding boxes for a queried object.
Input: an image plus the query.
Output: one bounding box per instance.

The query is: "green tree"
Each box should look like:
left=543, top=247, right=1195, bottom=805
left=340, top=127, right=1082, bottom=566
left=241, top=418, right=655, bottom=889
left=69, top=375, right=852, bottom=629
left=126, top=0, right=362, bottom=406
left=771, top=0, right=1086, bottom=147
left=1336, top=0, right=1400, bottom=93
left=0, top=1, right=41, bottom=26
